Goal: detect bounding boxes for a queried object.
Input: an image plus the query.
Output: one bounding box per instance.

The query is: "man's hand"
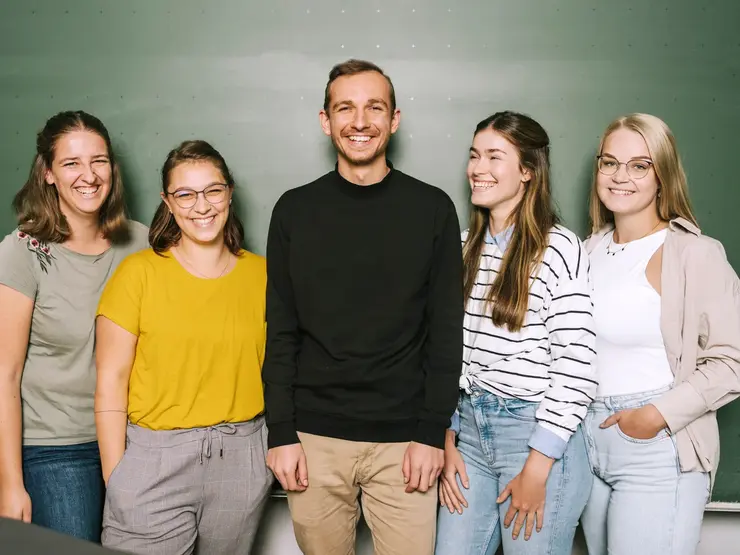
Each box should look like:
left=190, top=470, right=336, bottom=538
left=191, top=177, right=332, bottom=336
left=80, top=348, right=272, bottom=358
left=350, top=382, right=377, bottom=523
left=600, top=404, right=667, bottom=440
left=267, top=443, right=308, bottom=492
left=402, top=441, right=444, bottom=494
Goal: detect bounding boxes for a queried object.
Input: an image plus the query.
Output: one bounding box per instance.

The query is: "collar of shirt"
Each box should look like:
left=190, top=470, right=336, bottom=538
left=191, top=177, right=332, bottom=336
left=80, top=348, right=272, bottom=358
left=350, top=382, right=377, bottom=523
left=484, top=225, right=514, bottom=252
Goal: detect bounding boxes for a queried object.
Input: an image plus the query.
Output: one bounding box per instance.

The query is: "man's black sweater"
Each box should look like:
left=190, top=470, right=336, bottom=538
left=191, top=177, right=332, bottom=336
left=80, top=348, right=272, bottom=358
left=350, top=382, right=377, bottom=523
left=263, top=163, right=464, bottom=450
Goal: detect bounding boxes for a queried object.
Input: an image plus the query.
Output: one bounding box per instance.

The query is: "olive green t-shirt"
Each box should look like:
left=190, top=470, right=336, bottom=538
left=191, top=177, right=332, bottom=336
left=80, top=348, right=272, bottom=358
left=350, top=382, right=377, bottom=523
left=0, top=221, right=149, bottom=446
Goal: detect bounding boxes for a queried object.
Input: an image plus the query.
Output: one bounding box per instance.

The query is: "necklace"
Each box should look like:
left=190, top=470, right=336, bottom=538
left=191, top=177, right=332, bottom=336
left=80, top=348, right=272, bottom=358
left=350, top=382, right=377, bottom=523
left=606, top=220, right=664, bottom=256
left=176, top=246, right=231, bottom=279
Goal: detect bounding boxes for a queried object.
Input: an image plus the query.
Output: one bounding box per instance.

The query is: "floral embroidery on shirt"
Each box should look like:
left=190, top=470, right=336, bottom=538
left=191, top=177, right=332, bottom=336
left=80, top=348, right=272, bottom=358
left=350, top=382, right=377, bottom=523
left=17, top=231, right=55, bottom=273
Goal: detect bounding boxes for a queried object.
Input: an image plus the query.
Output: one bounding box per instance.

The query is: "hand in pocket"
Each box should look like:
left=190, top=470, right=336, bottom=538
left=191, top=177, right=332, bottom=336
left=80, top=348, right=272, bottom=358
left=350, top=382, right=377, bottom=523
left=600, top=404, right=667, bottom=440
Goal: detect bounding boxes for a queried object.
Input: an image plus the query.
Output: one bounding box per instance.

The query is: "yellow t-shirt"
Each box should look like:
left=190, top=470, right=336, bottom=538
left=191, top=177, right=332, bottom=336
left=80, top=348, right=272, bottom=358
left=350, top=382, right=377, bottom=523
left=97, top=248, right=266, bottom=430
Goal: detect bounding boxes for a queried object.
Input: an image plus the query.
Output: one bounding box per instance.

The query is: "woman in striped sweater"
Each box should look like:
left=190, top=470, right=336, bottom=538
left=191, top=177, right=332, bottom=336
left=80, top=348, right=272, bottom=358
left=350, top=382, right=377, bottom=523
left=435, top=111, right=597, bottom=555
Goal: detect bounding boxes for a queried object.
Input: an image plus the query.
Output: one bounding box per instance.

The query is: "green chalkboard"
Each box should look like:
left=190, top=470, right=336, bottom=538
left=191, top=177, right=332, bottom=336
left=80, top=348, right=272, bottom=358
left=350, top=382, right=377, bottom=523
left=1, top=0, right=739, bottom=504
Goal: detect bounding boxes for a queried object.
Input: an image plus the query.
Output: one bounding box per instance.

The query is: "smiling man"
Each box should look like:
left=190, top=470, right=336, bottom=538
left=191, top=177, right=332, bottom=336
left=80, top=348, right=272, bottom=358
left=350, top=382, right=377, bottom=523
left=262, top=59, right=464, bottom=554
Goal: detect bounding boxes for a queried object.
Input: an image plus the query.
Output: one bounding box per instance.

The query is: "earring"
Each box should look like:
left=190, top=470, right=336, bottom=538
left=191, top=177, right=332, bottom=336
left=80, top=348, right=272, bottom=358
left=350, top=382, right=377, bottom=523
left=229, top=199, right=232, bottom=205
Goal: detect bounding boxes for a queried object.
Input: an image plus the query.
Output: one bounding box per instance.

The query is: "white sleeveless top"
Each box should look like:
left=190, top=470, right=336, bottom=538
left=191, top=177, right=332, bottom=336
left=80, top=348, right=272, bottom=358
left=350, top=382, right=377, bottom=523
left=590, top=228, right=673, bottom=397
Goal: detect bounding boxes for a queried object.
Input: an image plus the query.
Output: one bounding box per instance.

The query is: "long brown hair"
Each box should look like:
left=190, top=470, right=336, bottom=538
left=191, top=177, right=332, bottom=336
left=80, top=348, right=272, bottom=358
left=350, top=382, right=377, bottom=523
left=12, top=110, right=129, bottom=243
left=149, top=140, right=244, bottom=255
left=463, top=111, right=559, bottom=332
left=589, top=113, right=698, bottom=232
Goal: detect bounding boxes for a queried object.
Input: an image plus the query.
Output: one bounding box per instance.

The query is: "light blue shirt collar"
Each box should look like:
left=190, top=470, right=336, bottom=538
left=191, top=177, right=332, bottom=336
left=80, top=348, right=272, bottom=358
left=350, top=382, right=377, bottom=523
left=484, top=225, right=514, bottom=252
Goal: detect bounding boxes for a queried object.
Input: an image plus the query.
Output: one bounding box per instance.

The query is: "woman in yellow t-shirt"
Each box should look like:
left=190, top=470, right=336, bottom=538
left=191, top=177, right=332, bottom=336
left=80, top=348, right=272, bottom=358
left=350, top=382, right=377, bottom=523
left=94, top=139, right=273, bottom=555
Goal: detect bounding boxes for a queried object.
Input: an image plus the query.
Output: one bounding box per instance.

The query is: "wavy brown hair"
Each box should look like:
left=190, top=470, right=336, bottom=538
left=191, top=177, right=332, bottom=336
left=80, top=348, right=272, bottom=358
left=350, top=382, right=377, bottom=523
left=12, top=110, right=129, bottom=244
left=463, top=111, right=559, bottom=332
left=149, top=140, right=244, bottom=255
left=589, top=113, right=698, bottom=232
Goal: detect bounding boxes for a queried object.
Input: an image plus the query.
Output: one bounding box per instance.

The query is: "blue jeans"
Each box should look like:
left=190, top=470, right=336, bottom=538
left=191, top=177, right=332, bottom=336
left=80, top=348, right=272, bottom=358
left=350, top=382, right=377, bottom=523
left=435, top=390, right=591, bottom=555
left=23, top=441, right=105, bottom=542
left=580, top=387, right=710, bottom=555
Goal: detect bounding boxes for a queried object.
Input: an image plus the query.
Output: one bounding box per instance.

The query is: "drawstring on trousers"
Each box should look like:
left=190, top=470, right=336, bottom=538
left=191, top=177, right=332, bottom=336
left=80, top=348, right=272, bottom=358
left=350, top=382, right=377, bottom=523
left=199, top=424, right=237, bottom=464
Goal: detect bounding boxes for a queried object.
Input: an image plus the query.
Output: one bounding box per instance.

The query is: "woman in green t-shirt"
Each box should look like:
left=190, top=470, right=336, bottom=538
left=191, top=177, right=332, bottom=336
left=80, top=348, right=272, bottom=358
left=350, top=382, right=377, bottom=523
left=0, top=111, right=149, bottom=542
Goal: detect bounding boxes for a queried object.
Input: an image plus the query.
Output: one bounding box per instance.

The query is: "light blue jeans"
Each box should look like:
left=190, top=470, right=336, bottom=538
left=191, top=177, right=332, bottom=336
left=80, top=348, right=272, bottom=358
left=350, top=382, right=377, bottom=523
left=435, top=390, right=591, bottom=555
left=581, top=386, right=710, bottom=555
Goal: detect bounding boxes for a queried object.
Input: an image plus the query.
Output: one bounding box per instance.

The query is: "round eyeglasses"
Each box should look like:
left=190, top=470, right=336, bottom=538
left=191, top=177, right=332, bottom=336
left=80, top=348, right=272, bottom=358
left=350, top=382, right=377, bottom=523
left=167, top=184, right=229, bottom=209
left=597, top=155, right=653, bottom=180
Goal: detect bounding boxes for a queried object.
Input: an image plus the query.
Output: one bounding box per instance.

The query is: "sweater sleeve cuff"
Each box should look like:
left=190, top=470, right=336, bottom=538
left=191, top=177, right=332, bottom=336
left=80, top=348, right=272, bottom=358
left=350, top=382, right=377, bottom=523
left=448, top=409, right=461, bottom=435
left=267, top=422, right=300, bottom=449
left=528, top=424, right=568, bottom=460
left=415, top=420, right=447, bottom=450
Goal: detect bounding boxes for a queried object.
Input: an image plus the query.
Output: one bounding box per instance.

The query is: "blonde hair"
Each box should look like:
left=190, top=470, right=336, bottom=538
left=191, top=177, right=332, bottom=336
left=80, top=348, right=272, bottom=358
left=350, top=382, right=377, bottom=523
left=588, top=113, right=698, bottom=233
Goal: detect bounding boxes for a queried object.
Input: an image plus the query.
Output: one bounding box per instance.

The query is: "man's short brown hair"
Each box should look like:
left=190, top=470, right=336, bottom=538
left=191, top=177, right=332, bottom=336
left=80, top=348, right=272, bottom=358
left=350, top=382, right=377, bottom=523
left=323, top=59, right=397, bottom=112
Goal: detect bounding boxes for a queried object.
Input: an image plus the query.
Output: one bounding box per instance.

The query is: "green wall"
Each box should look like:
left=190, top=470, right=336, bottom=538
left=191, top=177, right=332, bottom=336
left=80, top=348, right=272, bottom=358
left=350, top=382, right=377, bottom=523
left=1, top=0, right=739, bottom=501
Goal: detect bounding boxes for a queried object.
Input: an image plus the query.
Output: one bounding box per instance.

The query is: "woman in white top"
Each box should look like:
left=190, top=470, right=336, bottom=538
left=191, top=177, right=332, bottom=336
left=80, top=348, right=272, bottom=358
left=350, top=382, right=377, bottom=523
left=581, top=113, right=740, bottom=555
left=435, top=111, right=597, bottom=555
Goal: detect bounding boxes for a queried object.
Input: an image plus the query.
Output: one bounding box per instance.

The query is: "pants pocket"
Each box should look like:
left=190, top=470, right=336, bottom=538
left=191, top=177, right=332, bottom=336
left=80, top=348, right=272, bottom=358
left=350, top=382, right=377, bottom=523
left=615, top=423, right=670, bottom=445
left=106, top=451, right=127, bottom=488
left=501, top=398, right=537, bottom=422
left=260, top=420, right=269, bottom=459
left=102, top=442, right=156, bottom=533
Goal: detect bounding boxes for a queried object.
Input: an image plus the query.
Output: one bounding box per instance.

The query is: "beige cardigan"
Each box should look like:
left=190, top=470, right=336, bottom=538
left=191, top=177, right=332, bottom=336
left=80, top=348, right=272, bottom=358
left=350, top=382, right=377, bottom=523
left=584, top=217, right=740, bottom=488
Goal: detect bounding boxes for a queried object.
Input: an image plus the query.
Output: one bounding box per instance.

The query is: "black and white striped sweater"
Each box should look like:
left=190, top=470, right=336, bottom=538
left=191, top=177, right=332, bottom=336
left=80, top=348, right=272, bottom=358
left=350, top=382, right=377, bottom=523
left=457, top=225, right=597, bottom=458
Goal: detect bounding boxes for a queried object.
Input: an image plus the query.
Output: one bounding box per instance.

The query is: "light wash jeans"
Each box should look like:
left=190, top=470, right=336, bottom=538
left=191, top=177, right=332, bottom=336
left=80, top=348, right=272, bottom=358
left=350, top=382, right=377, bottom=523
left=435, top=389, right=591, bottom=555
left=581, top=386, right=710, bottom=555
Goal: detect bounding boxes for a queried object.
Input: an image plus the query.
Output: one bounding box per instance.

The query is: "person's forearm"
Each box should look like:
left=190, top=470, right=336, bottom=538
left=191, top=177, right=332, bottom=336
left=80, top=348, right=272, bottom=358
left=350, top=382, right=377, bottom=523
left=263, top=285, right=300, bottom=448
left=264, top=203, right=301, bottom=449
left=94, top=376, right=129, bottom=483
left=262, top=329, right=300, bottom=448
left=417, top=199, right=464, bottom=449
left=0, top=375, right=24, bottom=490
left=523, top=448, right=555, bottom=476
left=95, top=411, right=128, bottom=483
